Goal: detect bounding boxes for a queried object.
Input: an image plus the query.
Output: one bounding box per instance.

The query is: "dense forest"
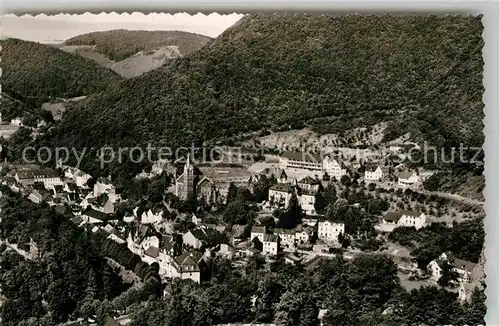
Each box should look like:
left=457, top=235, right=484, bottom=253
left=1, top=38, right=123, bottom=99
left=0, top=188, right=159, bottom=325
left=29, top=14, right=483, bottom=177
left=65, top=30, right=213, bottom=62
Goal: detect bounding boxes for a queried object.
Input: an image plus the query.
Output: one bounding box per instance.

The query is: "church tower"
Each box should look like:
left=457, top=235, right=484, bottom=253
left=183, top=155, right=195, bottom=198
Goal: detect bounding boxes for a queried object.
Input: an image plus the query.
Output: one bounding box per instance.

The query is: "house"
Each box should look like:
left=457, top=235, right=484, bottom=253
left=262, top=234, right=280, bottom=256
left=279, top=151, right=347, bottom=179
left=92, top=194, right=115, bottom=214
left=32, top=169, right=63, bottom=187
left=217, top=243, right=236, bottom=259
left=28, top=188, right=51, bottom=204
left=274, top=228, right=296, bottom=248
left=279, top=151, right=323, bottom=173
left=318, top=219, right=345, bottom=243
left=170, top=250, right=204, bottom=283
left=295, top=224, right=313, bottom=245
left=382, top=211, right=426, bottom=230
left=428, top=252, right=477, bottom=283
left=397, top=171, right=420, bottom=188
left=81, top=209, right=109, bottom=224
left=183, top=227, right=214, bottom=249
left=250, top=226, right=266, bottom=242
left=323, top=155, right=347, bottom=179
left=141, top=206, right=164, bottom=224
left=15, top=169, right=35, bottom=186
left=64, top=167, right=92, bottom=187
left=364, top=163, right=383, bottom=182
left=268, top=183, right=293, bottom=210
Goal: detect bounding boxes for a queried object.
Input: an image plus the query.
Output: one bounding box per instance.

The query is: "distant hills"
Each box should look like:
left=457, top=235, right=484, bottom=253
left=61, top=30, right=213, bottom=77
left=1, top=38, right=123, bottom=101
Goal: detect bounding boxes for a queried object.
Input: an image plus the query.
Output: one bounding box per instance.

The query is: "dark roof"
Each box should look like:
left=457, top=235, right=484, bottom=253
left=269, top=183, right=292, bottom=192
left=189, top=228, right=214, bottom=241
left=397, top=171, right=416, bottom=180
left=365, top=163, right=381, bottom=172
left=281, top=151, right=322, bottom=163
left=83, top=209, right=108, bottom=221
left=274, top=228, right=295, bottom=235
left=173, top=250, right=203, bottom=271
left=251, top=226, right=266, bottom=234
left=16, top=170, right=34, bottom=179
left=145, top=246, right=159, bottom=258
left=298, top=176, right=320, bottom=185
left=383, top=211, right=402, bottom=222
left=263, top=234, right=279, bottom=242
left=383, top=210, right=422, bottom=221
left=71, top=216, right=83, bottom=225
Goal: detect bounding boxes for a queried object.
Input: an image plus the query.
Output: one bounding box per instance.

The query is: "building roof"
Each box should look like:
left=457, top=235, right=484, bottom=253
left=263, top=234, right=279, bottom=242
left=173, top=250, right=203, bottom=271
left=365, top=163, right=381, bottom=172
left=397, top=171, right=416, bottom=180
left=383, top=210, right=422, bottom=221
left=16, top=170, right=34, bottom=179
left=145, top=246, right=160, bottom=258
left=83, top=209, right=108, bottom=221
left=251, top=226, right=266, bottom=234
left=269, top=183, right=293, bottom=193
left=274, top=228, right=295, bottom=235
left=383, top=211, right=403, bottom=222
left=298, top=176, right=320, bottom=185
left=281, top=150, right=322, bottom=163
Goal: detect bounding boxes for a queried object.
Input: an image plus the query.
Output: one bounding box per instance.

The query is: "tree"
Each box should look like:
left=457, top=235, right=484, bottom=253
left=368, top=183, right=376, bottom=191
left=314, top=189, right=327, bottom=214
left=437, top=260, right=459, bottom=288
left=340, top=175, right=351, bottom=187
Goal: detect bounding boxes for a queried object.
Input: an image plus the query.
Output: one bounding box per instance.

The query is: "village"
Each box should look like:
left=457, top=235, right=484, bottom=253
left=0, top=141, right=485, bottom=325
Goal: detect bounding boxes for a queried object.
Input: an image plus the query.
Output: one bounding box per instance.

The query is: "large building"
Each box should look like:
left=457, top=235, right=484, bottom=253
left=279, top=151, right=347, bottom=179
left=382, top=211, right=427, bottom=230
left=318, top=219, right=345, bottom=243
left=267, top=177, right=321, bottom=215
left=364, top=163, right=383, bottom=182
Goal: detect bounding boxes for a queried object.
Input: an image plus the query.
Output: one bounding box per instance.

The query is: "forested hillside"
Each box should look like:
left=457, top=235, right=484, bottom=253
left=1, top=38, right=123, bottom=100
left=65, top=29, right=212, bottom=61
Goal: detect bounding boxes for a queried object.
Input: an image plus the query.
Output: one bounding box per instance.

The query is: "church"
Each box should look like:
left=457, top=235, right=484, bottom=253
left=175, top=156, right=219, bottom=205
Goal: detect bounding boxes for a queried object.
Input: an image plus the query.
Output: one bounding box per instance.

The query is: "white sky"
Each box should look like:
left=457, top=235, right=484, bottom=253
left=1, top=12, right=245, bottom=43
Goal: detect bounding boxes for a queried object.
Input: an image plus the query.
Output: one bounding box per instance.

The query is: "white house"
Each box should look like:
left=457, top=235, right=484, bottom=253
left=64, top=167, right=91, bottom=187
left=274, top=228, right=296, bottom=248
left=428, top=252, right=477, bottom=283
left=262, top=234, right=280, bottom=256
left=250, top=226, right=266, bottom=242
left=364, top=164, right=383, bottom=182
left=268, top=183, right=293, bottom=210
left=169, top=250, right=204, bottom=283
left=318, top=220, right=345, bottom=243
left=382, top=211, right=426, bottom=230
left=295, top=225, right=313, bottom=245
left=323, top=155, right=347, bottom=179
left=397, top=171, right=420, bottom=188
left=141, top=207, right=164, bottom=224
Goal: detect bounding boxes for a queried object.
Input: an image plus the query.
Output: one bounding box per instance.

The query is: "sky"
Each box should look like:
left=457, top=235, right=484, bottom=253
left=1, top=12, right=245, bottom=43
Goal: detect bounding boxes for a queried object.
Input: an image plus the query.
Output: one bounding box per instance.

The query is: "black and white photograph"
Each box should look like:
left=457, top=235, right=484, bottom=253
left=0, top=7, right=495, bottom=326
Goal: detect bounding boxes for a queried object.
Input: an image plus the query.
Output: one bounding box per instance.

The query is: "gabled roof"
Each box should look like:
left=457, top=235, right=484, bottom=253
left=16, top=170, right=34, bottom=179
left=269, top=183, right=293, bottom=193
left=145, top=246, right=159, bottom=258
left=397, top=171, right=416, bottom=180
left=298, top=176, right=320, bottom=185
left=251, top=226, right=266, bottom=234
left=173, top=250, right=203, bottom=272
left=82, top=209, right=108, bottom=221
left=365, top=163, right=381, bottom=172
left=274, top=228, right=295, bottom=235
left=383, top=211, right=403, bottom=222
left=263, top=234, right=279, bottom=242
